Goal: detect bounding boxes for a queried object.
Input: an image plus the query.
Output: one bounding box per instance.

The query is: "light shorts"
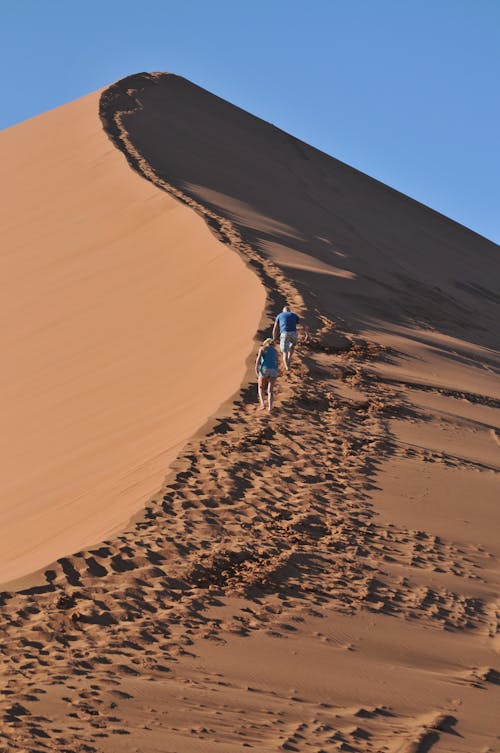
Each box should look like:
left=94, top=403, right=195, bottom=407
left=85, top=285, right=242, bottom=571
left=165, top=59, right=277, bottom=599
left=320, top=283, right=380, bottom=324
left=280, top=331, right=298, bottom=354
left=259, top=368, right=278, bottom=379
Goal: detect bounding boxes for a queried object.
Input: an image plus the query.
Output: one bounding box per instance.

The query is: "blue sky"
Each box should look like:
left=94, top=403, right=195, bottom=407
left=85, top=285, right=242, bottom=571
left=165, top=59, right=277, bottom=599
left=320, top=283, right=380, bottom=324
left=2, top=0, right=499, bottom=243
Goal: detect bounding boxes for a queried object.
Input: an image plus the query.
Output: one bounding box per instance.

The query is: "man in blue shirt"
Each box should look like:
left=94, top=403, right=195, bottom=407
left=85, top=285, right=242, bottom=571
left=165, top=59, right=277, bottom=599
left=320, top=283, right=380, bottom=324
left=272, top=305, right=309, bottom=371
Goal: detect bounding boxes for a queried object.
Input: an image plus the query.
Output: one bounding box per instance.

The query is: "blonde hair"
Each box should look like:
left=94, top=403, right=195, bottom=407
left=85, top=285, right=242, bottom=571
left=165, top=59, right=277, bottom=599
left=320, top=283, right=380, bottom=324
left=262, top=338, right=274, bottom=348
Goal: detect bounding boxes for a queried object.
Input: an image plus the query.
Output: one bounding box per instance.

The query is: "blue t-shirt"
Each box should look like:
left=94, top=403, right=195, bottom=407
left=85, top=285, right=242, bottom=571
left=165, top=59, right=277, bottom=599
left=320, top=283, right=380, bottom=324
left=260, top=346, right=278, bottom=371
left=276, top=311, right=299, bottom=333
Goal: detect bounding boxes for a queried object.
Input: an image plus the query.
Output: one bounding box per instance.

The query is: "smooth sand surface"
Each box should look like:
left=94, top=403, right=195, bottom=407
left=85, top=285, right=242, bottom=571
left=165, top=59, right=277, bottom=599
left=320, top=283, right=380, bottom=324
left=0, top=91, right=265, bottom=585
left=2, top=73, right=499, bottom=752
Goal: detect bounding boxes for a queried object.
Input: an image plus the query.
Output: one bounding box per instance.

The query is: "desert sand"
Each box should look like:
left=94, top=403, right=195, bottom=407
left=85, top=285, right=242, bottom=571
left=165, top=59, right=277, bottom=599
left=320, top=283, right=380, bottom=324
left=0, top=90, right=264, bottom=587
left=1, top=73, right=499, bottom=752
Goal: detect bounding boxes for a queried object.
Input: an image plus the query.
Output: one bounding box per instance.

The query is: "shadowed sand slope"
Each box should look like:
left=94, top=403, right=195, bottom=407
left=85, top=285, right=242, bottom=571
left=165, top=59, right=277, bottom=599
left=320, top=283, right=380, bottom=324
left=101, top=73, right=499, bottom=347
left=1, top=73, right=499, bottom=753
left=0, top=90, right=265, bottom=585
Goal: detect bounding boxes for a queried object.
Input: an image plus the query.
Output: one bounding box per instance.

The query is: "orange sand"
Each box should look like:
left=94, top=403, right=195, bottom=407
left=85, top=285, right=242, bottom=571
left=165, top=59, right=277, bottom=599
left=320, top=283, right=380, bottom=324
left=0, top=91, right=264, bottom=585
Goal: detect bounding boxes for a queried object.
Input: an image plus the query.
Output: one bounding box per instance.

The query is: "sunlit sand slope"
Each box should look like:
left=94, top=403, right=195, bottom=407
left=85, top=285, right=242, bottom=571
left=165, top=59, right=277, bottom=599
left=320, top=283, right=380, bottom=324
left=1, top=73, right=498, bottom=753
left=0, top=90, right=264, bottom=584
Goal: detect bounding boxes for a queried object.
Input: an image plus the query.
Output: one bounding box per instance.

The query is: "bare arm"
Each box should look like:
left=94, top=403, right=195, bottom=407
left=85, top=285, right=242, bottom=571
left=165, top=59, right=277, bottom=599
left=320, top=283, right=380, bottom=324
left=272, top=319, right=279, bottom=342
left=255, top=347, right=263, bottom=376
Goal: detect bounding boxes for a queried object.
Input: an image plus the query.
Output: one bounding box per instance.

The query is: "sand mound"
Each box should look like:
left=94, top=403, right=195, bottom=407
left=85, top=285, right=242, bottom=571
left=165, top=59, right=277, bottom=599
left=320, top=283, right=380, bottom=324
left=1, top=73, right=499, bottom=752
left=0, top=88, right=264, bottom=586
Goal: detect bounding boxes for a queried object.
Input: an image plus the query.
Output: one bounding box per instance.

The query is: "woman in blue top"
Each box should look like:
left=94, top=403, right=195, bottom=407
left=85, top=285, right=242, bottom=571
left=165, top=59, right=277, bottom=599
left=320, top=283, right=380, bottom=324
left=255, top=337, right=278, bottom=412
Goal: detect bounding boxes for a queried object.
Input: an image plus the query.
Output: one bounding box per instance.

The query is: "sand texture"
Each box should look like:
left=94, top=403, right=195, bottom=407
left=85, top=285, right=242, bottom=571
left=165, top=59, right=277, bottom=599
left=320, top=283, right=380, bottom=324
left=1, top=73, right=499, bottom=752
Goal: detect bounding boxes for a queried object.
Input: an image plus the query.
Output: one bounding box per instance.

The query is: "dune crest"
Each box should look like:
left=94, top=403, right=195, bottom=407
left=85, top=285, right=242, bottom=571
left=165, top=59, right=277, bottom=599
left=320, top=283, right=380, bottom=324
left=1, top=73, right=499, bottom=751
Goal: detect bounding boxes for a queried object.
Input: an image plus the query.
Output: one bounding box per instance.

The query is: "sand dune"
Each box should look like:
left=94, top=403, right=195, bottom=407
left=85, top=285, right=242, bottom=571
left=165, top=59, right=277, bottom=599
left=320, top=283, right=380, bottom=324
left=0, top=90, right=264, bottom=585
left=1, top=73, right=499, bottom=752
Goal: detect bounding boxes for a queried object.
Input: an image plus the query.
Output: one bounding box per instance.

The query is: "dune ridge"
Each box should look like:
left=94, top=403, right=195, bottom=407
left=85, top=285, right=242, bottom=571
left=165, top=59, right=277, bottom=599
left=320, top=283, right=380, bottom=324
left=1, top=73, right=499, bottom=752
left=98, top=73, right=308, bottom=333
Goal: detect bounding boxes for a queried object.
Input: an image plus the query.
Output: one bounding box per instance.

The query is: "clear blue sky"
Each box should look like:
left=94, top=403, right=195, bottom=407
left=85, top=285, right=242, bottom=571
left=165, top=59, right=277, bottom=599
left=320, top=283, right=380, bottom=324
left=1, top=0, right=499, bottom=243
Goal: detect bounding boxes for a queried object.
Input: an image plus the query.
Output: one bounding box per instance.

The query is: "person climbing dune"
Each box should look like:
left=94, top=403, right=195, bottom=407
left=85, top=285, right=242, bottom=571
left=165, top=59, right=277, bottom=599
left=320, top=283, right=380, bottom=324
left=255, top=337, right=279, bottom=412
left=272, top=305, right=310, bottom=371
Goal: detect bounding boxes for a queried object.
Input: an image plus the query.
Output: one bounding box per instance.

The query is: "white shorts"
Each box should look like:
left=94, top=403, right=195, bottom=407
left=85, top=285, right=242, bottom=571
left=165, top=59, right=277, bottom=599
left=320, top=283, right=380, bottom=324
left=280, top=331, right=298, bottom=353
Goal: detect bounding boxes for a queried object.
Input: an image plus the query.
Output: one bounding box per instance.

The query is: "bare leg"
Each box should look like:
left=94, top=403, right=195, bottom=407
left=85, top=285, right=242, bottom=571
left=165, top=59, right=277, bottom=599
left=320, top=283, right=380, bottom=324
left=287, top=342, right=296, bottom=368
left=267, top=378, right=275, bottom=411
left=258, top=376, right=266, bottom=409
left=283, top=346, right=294, bottom=371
